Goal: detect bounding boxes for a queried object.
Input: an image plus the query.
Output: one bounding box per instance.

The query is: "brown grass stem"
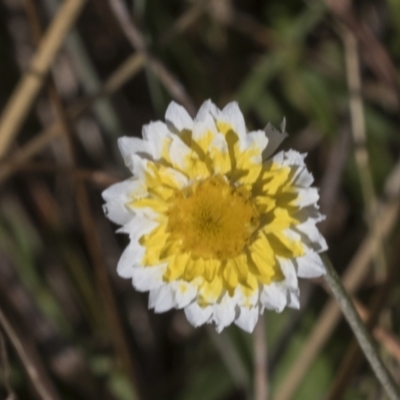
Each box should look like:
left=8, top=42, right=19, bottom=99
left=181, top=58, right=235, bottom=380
left=274, top=198, right=400, bottom=400
left=108, top=0, right=196, bottom=116
left=326, top=244, right=400, bottom=399
left=254, top=315, right=268, bottom=400
left=0, top=329, right=17, bottom=400
left=0, top=307, right=61, bottom=400
left=0, top=53, right=144, bottom=186
left=322, top=255, right=400, bottom=400
left=342, top=25, right=387, bottom=281
left=0, top=0, right=86, bottom=159
left=22, top=1, right=143, bottom=396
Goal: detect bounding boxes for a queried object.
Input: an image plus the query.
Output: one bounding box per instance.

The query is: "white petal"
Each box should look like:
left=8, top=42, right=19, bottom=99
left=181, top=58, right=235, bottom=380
left=142, top=121, right=170, bottom=160
left=127, top=206, right=159, bottom=221
left=172, top=281, right=197, bottom=309
left=295, top=187, right=320, bottom=208
left=239, top=130, right=268, bottom=157
left=262, top=122, right=288, bottom=160
left=118, top=137, right=152, bottom=166
left=280, top=117, right=286, bottom=133
left=184, top=302, right=213, bottom=327
left=272, top=150, right=285, bottom=165
left=295, top=220, right=328, bottom=252
left=234, top=306, right=259, bottom=333
left=287, top=288, right=300, bottom=309
left=117, top=214, right=158, bottom=239
left=160, top=167, right=189, bottom=189
left=192, top=113, right=218, bottom=144
left=167, top=135, right=191, bottom=170
left=196, top=99, right=221, bottom=121
left=209, top=133, right=229, bottom=154
left=278, top=257, right=298, bottom=290
left=208, top=133, right=230, bottom=174
left=260, top=283, right=288, bottom=313
left=295, top=249, right=326, bottom=278
left=282, top=150, right=307, bottom=167
left=102, top=179, right=144, bottom=225
left=102, top=179, right=142, bottom=203
left=165, top=101, right=193, bottom=132
left=236, top=285, right=259, bottom=308
left=149, top=284, right=175, bottom=313
left=121, top=153, right=149, bottom=177
left=117, top=241, right=145, bottom=278
left=212, top=294, right=237, bottom=333
left=221, top=102, right=247, bottom=140
left=102, top=201, right=133, bottom=226
left=294, top=206, right=325, bottom=224
left=131, top=264, right=167, bottom=292
left=293, top=167, right=314, bottom=188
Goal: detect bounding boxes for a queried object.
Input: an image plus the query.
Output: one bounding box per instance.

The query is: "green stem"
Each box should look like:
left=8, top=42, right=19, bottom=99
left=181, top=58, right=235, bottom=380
left=322, top=254, right=400, bottom=400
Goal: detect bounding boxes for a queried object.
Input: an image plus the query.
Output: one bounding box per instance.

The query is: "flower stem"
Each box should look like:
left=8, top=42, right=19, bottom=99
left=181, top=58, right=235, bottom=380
left=322, top=254, right=400, bottom=400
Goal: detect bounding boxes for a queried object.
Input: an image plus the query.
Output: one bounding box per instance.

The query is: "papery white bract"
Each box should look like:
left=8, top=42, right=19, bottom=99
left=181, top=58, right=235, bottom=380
left=102, top=100, right=327, bottom=333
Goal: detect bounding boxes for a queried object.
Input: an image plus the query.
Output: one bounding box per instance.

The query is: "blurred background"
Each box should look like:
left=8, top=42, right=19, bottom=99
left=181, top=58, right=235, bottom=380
left=0, top=0, right=400, bottom=399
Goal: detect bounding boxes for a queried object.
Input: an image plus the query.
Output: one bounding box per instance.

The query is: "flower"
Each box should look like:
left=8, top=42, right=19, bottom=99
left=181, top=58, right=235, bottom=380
left=102, top=100, right=327, bottom=333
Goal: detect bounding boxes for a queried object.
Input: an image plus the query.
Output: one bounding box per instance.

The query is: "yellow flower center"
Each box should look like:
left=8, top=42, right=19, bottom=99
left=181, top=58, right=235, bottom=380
left=167, top=176, right=259, bottom=260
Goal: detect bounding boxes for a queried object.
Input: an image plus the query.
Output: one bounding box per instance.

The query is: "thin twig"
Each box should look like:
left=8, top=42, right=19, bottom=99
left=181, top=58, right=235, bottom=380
left=373, top=329, right=400, bottom=365
left=160, top=1, right=209, bottom=44
left=0, top=330, right=17, bottom=400
left=75, top=182, right=144, bottom=398
left=208, top=0, right=273, bottom=48
left=274, top=199, right=400, bottom=400
left=326, top=0, right=400, bottom=99
left=322, top=255, right=400, bottom=400
left=0, top=0, right=87, bottom=159
left=0, top=307, right=61, bottom=400
left=0, top=53, right=144, bottom=186
left=23, top=2, right=143, bottom=396
left=353, top=300, right=400, bottom=365
left=342, top=25, right=387, bottom=280
left=326, top=243, right=400, bottom=399
left=42, top=0, right=124, bottom=140
left=319, top=125, right=351, bottom=235
left=9, top=161, right=120, bottom=186
left=108, top=0, right=196, bottom=116
left=254, top=315, right=268, bottom=400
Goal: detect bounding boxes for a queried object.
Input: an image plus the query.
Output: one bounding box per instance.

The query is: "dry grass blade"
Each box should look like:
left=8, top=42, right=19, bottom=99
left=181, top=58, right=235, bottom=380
left=254, top=315, right=268, bottom=400
left=0, top=53, right=144, bottom=186
left=0, top=0, right=87, bottom=159
left=208, top=1, right=273, bottom=48
left=10, top=161, right=119, bottom=186
left=160, top=1, right=209, bottom=44
left=319, top=126, right=351, bottom=234
left=108, top=0, right=196, bottom=116
left=322, top=257, right=400, bottom=400
left=326, top=0, right=400, bottom=101
left=0, top=330, right=17, bottom=400
left=373, top=328, right=400, bottom=364
left=343, top=26, right=376, bottom=215
left=342, top=25, right=387, bottom=280
left=75, top=183, right=144, bottom=398
left=326, top=251, right=400, bottom=399
left=352, top=300, right=400, bottom=365
left=274, top=198, right=400, bottom=400
left=0, top=125, right=61, bottom=184
left=0, top=307, right=61, bottom=400
left=22, top=0, right=143, bottom=395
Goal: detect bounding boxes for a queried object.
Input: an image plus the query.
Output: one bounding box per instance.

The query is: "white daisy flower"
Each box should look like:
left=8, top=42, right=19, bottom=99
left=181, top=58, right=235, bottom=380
left=102, top=100, right=327, bottom=333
